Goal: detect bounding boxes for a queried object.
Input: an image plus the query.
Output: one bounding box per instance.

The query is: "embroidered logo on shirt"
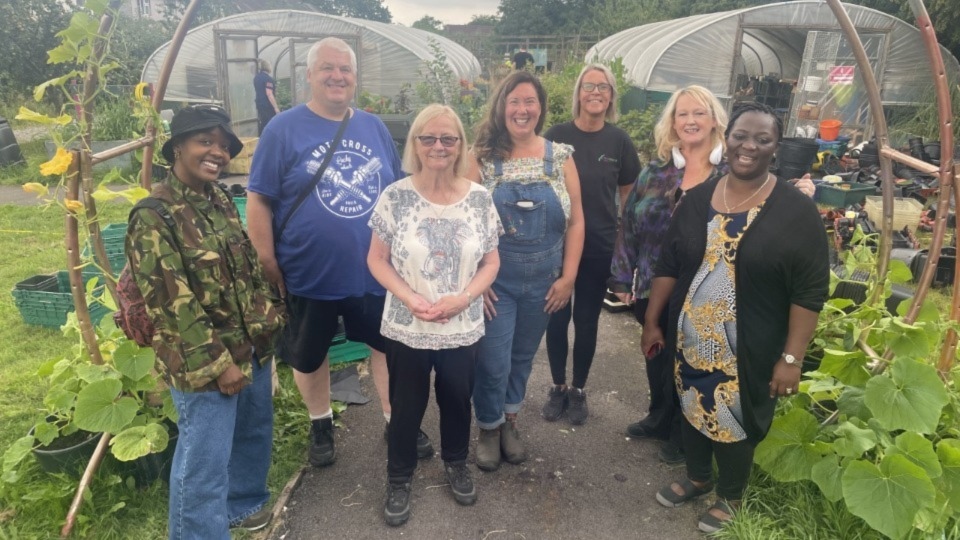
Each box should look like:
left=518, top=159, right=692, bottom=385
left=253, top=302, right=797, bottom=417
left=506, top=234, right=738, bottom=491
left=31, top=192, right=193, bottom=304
left=598, top=154, right=618, bottom=164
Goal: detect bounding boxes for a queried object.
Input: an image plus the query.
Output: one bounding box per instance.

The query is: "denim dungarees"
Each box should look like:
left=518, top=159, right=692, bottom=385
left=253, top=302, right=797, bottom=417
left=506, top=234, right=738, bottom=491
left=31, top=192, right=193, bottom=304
left=474, top=140, right=568, bottom=429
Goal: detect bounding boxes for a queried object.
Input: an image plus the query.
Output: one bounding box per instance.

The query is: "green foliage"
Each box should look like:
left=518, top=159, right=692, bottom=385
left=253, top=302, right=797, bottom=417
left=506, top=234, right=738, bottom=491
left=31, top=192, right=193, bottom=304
left=754, top=235, right=960, bottom=539
left=617, top=107, right=661, bottom=163
left=415, top=39, right=488, bottom=136
left=0, top=0, right=73, bottom=97
left=91, top=95, right=143, bottom=141
left=158, top=0, right=392, bottom=26
left=412, top=15, right=444, bottom=34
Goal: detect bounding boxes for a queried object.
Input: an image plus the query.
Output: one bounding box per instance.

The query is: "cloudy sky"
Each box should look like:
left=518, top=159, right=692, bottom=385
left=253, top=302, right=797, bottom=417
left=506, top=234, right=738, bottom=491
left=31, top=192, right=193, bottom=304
left=383, top=0, right=500, bottom=26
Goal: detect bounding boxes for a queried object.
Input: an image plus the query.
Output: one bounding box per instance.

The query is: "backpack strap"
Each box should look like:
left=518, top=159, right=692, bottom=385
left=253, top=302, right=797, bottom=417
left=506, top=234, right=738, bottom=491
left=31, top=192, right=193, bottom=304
left=130, top=197, right=176, bottom=231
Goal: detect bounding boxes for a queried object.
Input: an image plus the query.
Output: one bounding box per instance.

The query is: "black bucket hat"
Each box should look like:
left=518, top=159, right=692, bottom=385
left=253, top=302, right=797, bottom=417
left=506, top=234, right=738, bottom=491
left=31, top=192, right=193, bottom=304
left=161, top=104, right=243, bottom=163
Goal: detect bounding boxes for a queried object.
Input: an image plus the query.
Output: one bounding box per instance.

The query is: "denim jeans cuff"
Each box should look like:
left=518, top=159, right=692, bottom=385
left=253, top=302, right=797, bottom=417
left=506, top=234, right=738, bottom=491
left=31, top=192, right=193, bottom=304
left=504, top=402, right=522, bottom=415
left=228, top=501, right=268, bottom=526
left=476, top=415, right=505, bottom=430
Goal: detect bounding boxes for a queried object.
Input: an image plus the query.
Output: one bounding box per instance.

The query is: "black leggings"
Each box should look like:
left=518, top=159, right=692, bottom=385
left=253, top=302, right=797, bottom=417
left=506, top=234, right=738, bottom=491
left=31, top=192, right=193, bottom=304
left=681, top=415, right=756, bottom=500
left=545, top=255, right=612, bottom=389
left=632, top=299, right=682, bottom=446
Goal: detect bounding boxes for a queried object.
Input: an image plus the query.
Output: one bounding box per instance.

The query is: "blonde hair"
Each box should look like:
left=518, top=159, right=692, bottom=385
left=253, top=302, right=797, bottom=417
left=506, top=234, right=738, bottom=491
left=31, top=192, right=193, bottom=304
left=653, top=85, right=728, bottom=162
left=571, top=64, right=618, bottom=122
left=402, top=104, right=469, bottom=177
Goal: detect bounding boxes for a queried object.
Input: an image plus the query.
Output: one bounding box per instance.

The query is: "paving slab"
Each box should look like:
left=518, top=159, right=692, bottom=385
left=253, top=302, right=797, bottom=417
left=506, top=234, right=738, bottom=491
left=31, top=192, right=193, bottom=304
left=267, top=309, right=707, bottom=540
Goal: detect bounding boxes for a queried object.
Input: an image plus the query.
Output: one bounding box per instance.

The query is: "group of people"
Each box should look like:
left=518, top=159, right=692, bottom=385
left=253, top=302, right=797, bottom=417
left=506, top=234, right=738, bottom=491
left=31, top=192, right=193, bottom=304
left=125, top=35, right=829, bottom=539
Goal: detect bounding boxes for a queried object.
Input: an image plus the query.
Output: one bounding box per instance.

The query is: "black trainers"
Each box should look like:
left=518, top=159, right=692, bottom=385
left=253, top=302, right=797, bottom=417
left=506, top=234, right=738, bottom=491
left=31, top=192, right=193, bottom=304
left=309, top=418, right=336, bottom=467
left=230, top=507, right=271, bottom=531
left=384, top=423, right=435, bottom=459
left=416, top=429, right=434, bottom=459
left=444, top=460, right=477, bottom=505
left=626, top=420, right=658, bottom=439
left=541, top=385, right=568, bottom=421
left=566, top=387, right=588, bottom=425
left=383, top=481, right=411, bottom=526
left=658, top=441, right=686, bottom=465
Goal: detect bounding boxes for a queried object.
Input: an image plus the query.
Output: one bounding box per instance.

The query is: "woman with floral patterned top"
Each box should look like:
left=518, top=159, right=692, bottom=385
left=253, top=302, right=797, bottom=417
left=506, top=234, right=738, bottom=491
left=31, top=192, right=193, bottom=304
left=368, top=104, right=502, bottom=526
left=467, top=70, right=585, bottom=473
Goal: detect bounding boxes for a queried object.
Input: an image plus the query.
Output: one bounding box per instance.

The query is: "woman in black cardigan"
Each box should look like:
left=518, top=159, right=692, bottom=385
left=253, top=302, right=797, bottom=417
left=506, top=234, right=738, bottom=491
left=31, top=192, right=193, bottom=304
left=640, top=102, right=828, bottom=534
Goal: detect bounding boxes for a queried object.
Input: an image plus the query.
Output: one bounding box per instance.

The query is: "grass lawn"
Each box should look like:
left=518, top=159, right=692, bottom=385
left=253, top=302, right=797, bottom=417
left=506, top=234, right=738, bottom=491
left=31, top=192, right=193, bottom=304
left=0, top=201, right=309, bottom=538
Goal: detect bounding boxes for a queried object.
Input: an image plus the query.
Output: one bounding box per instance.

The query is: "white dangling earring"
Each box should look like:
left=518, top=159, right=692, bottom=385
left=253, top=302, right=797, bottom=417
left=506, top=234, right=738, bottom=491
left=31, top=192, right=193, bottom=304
left=671, top=146, right=686, bottom=169
left=709, top=142, right=724, bottom=165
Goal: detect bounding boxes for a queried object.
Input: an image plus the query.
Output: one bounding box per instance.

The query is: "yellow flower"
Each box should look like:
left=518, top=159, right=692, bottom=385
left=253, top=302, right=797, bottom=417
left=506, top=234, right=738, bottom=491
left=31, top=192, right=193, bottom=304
left=64, top=199, right=84, bottom=212
left=40, top=147, right=73, bottom=176
left=22, top=182, right=49, bottom=197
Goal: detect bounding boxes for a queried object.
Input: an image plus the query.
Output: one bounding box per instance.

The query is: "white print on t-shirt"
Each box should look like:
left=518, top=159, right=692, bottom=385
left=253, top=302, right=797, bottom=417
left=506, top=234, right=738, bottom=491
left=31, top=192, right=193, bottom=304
left=417, top=217, right=470, bottom=295
left=308, top=139, right=384, bottom=218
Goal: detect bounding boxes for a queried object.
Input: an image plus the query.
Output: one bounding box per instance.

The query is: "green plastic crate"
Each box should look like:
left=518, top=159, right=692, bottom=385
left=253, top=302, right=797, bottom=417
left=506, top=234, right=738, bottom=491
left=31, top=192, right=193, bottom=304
left=815, top=182, right=876, bottom=207
left=82, top=222, right=127, bottom=274
left=233, top=197, right=247, bottom=227
left=329, top=340, right=370, bottom=366
left=55, top=269, right=106, bottom=292
left=12, top=274, right=109, bottom=328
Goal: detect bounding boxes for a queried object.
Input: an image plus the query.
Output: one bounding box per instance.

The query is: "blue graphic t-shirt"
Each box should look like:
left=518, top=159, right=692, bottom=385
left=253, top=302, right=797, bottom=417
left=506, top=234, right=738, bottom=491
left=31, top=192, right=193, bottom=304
left=248, top=105, right=402, bottom=300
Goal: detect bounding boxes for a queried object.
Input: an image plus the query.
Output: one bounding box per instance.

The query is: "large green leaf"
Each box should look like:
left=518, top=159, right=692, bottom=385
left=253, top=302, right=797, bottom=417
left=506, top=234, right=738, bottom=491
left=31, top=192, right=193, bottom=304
left=842, top=454, right=936, bottom=540
left=888, top=432, right=941, bottom=479
left=112, top=341, right=154, bottom=381
left=2, top=436, right=36, bottom=473
left=109, top=424, right=169, bottom=462
left=832, top=421, right=877, bottom=458
left=937, top=439, right=960, bottom=512
left=863, top=359, right=949, bottom=434
left=884, top=319, right=932, bottom=360
left=887, top=259, right=913, bottom=284
left=73, top=379, right=138, bottom=434
left=819, top=348, right=870, bottom=386
left=810, top=455, right=844, bottom=502
left=43, top=385, right=76, bottom=414
left=33, top=421, right=59, bottom=447
left=837, top=386, right=872, bottom=422
left=75, top=363, right=117, bottom=384
left=754, top=408, right=822, bottom=481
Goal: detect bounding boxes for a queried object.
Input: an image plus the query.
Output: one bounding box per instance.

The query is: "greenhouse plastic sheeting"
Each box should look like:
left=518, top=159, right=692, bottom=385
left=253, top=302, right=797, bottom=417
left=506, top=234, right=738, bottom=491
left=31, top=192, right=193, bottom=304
left=141, top=10, right=481, bottom=104
left=587, top=1, right=959, bottom=104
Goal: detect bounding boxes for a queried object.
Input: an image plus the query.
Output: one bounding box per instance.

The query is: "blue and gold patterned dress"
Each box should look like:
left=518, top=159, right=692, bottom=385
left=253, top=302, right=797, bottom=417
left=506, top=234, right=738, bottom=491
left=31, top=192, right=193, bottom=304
left=676, top=204, right=762, bottom=443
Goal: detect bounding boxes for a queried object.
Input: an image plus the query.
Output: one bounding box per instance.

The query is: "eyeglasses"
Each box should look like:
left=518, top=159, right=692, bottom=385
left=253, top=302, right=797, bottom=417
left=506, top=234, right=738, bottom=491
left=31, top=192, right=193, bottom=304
left=416, top=135, right=460, bottom=147
left=581, top=83, right=612, bottom=93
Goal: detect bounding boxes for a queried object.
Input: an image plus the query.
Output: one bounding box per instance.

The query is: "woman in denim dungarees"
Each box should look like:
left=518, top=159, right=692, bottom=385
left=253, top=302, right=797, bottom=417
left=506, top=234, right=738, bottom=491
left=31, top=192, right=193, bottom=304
left=467, top=71, right=585, bottom=472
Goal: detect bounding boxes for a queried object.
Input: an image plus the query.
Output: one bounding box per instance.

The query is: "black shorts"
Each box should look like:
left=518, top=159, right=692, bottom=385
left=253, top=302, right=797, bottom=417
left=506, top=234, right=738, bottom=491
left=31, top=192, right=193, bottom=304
left=279, top=293, right=386, bottom=373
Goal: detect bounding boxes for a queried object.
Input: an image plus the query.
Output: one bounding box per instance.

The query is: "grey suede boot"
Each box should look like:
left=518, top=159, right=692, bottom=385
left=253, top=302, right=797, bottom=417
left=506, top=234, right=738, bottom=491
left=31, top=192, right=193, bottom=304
left=475, top=428, right=501, bottom=471
left=500, top=417, right=527, bottom=464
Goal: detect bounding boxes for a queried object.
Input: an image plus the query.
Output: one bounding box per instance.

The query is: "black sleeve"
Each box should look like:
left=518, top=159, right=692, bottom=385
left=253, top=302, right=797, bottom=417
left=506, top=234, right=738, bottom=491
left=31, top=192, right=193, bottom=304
left=786, top=194, right=830, bottom=312
left=653, top=199, right=688, bottom=280
left=619, top=132, right=642, bottom=186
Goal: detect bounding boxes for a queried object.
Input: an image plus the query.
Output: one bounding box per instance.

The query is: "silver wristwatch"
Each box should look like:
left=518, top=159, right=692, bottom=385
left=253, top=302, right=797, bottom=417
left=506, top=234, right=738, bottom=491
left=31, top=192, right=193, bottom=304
left=782, top=353, right=800, bottom=367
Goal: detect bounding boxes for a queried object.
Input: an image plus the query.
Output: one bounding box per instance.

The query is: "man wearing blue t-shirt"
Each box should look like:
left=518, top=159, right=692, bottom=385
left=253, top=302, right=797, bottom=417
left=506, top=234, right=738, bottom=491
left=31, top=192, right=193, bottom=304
left=254, top=59, right=280, bottom=135
left=247, top=38, right=434, bottom=467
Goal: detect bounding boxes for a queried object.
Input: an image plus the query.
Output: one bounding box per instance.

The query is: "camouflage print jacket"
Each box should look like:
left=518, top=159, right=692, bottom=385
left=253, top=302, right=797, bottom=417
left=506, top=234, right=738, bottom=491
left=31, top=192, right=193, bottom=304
left=125, top=176, right=285, bottom=392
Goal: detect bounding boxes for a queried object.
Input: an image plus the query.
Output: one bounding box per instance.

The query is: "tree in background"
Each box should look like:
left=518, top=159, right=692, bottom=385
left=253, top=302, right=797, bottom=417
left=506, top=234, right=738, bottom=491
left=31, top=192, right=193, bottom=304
left=158, top=0, right=392, bottom=26
left=111, top=16, right=171, bottom=86
left=412, top=15, right=444, bottom=34
left=468, top=14, right=500, bottom=26
left=0, top=0, right=74, bottom=97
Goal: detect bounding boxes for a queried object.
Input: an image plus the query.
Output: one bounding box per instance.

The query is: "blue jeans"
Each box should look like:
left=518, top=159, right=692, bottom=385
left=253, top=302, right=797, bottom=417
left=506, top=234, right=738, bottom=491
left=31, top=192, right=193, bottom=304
left=168, top=357, right=273, bottom=540
left=474, top=242, right=563, bottom=429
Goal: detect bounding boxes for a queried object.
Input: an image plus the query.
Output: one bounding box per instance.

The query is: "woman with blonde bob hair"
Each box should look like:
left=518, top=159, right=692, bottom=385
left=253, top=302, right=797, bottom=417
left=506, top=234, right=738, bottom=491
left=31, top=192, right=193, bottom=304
left=368, top=104, right=502, bottom=526
left=610, top=84, right=731, bottom=464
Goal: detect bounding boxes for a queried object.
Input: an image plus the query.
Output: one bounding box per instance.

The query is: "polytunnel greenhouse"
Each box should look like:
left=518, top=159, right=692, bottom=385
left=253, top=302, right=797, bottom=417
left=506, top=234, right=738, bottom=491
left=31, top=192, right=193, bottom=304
left=588, top=0, right=960, bottom=140
left=141, top=10, right=481, bottom=136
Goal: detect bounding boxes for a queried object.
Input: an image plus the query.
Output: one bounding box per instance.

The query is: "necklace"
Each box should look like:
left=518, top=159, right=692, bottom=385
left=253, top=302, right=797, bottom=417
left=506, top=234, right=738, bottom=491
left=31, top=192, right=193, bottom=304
left=721, top=174, right=771, bottom=213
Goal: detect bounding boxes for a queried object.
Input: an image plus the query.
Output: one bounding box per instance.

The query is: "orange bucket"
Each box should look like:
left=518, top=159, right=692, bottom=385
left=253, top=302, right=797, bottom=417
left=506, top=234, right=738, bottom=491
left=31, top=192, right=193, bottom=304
left=819, top=119, right=842, bottom=141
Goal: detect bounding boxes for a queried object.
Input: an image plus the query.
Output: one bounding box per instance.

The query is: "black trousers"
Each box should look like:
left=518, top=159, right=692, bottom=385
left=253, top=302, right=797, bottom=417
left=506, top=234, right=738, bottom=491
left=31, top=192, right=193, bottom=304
left=545, top=255, right=612, bottom=389
left=681, top=414, right=756, bottom=500
left=633, top=299, right=682, bottom=447
left=385, top=338, right=477, bottom=481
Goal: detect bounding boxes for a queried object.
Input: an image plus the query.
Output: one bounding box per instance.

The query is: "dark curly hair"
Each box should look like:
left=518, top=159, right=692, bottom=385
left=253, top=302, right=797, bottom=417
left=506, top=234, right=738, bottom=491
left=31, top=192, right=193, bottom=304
left=471, top=71, right=547, bottom=162
left=725, top=101, right=783, bottom=142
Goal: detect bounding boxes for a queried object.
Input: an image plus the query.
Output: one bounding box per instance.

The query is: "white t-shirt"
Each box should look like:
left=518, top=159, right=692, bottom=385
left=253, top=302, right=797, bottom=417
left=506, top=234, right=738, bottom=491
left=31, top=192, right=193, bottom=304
left=369, top=177, right=503, bottom=350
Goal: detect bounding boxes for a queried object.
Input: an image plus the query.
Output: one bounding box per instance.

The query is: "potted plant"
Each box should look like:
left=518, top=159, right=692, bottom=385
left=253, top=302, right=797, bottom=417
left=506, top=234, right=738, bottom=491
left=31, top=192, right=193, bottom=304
left=3, top=302, right=177, bottom=483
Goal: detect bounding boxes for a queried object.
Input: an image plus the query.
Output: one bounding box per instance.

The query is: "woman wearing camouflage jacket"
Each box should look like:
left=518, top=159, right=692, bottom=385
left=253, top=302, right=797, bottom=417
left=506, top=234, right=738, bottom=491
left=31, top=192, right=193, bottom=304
left=125, top=105, right=284, bottom=540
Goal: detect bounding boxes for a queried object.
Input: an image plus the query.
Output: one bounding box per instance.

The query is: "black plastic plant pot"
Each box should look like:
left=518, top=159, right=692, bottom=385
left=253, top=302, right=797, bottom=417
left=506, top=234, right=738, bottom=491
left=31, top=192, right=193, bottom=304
left=108, top=424, right=179, bottom=487
left=29, top=426, right=103, bottom=477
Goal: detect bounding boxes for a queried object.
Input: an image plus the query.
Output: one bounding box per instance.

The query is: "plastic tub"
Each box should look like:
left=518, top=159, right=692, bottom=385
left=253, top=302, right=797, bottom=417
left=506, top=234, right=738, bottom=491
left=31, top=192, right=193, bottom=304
left=819, top=119, right=841, bottom=141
